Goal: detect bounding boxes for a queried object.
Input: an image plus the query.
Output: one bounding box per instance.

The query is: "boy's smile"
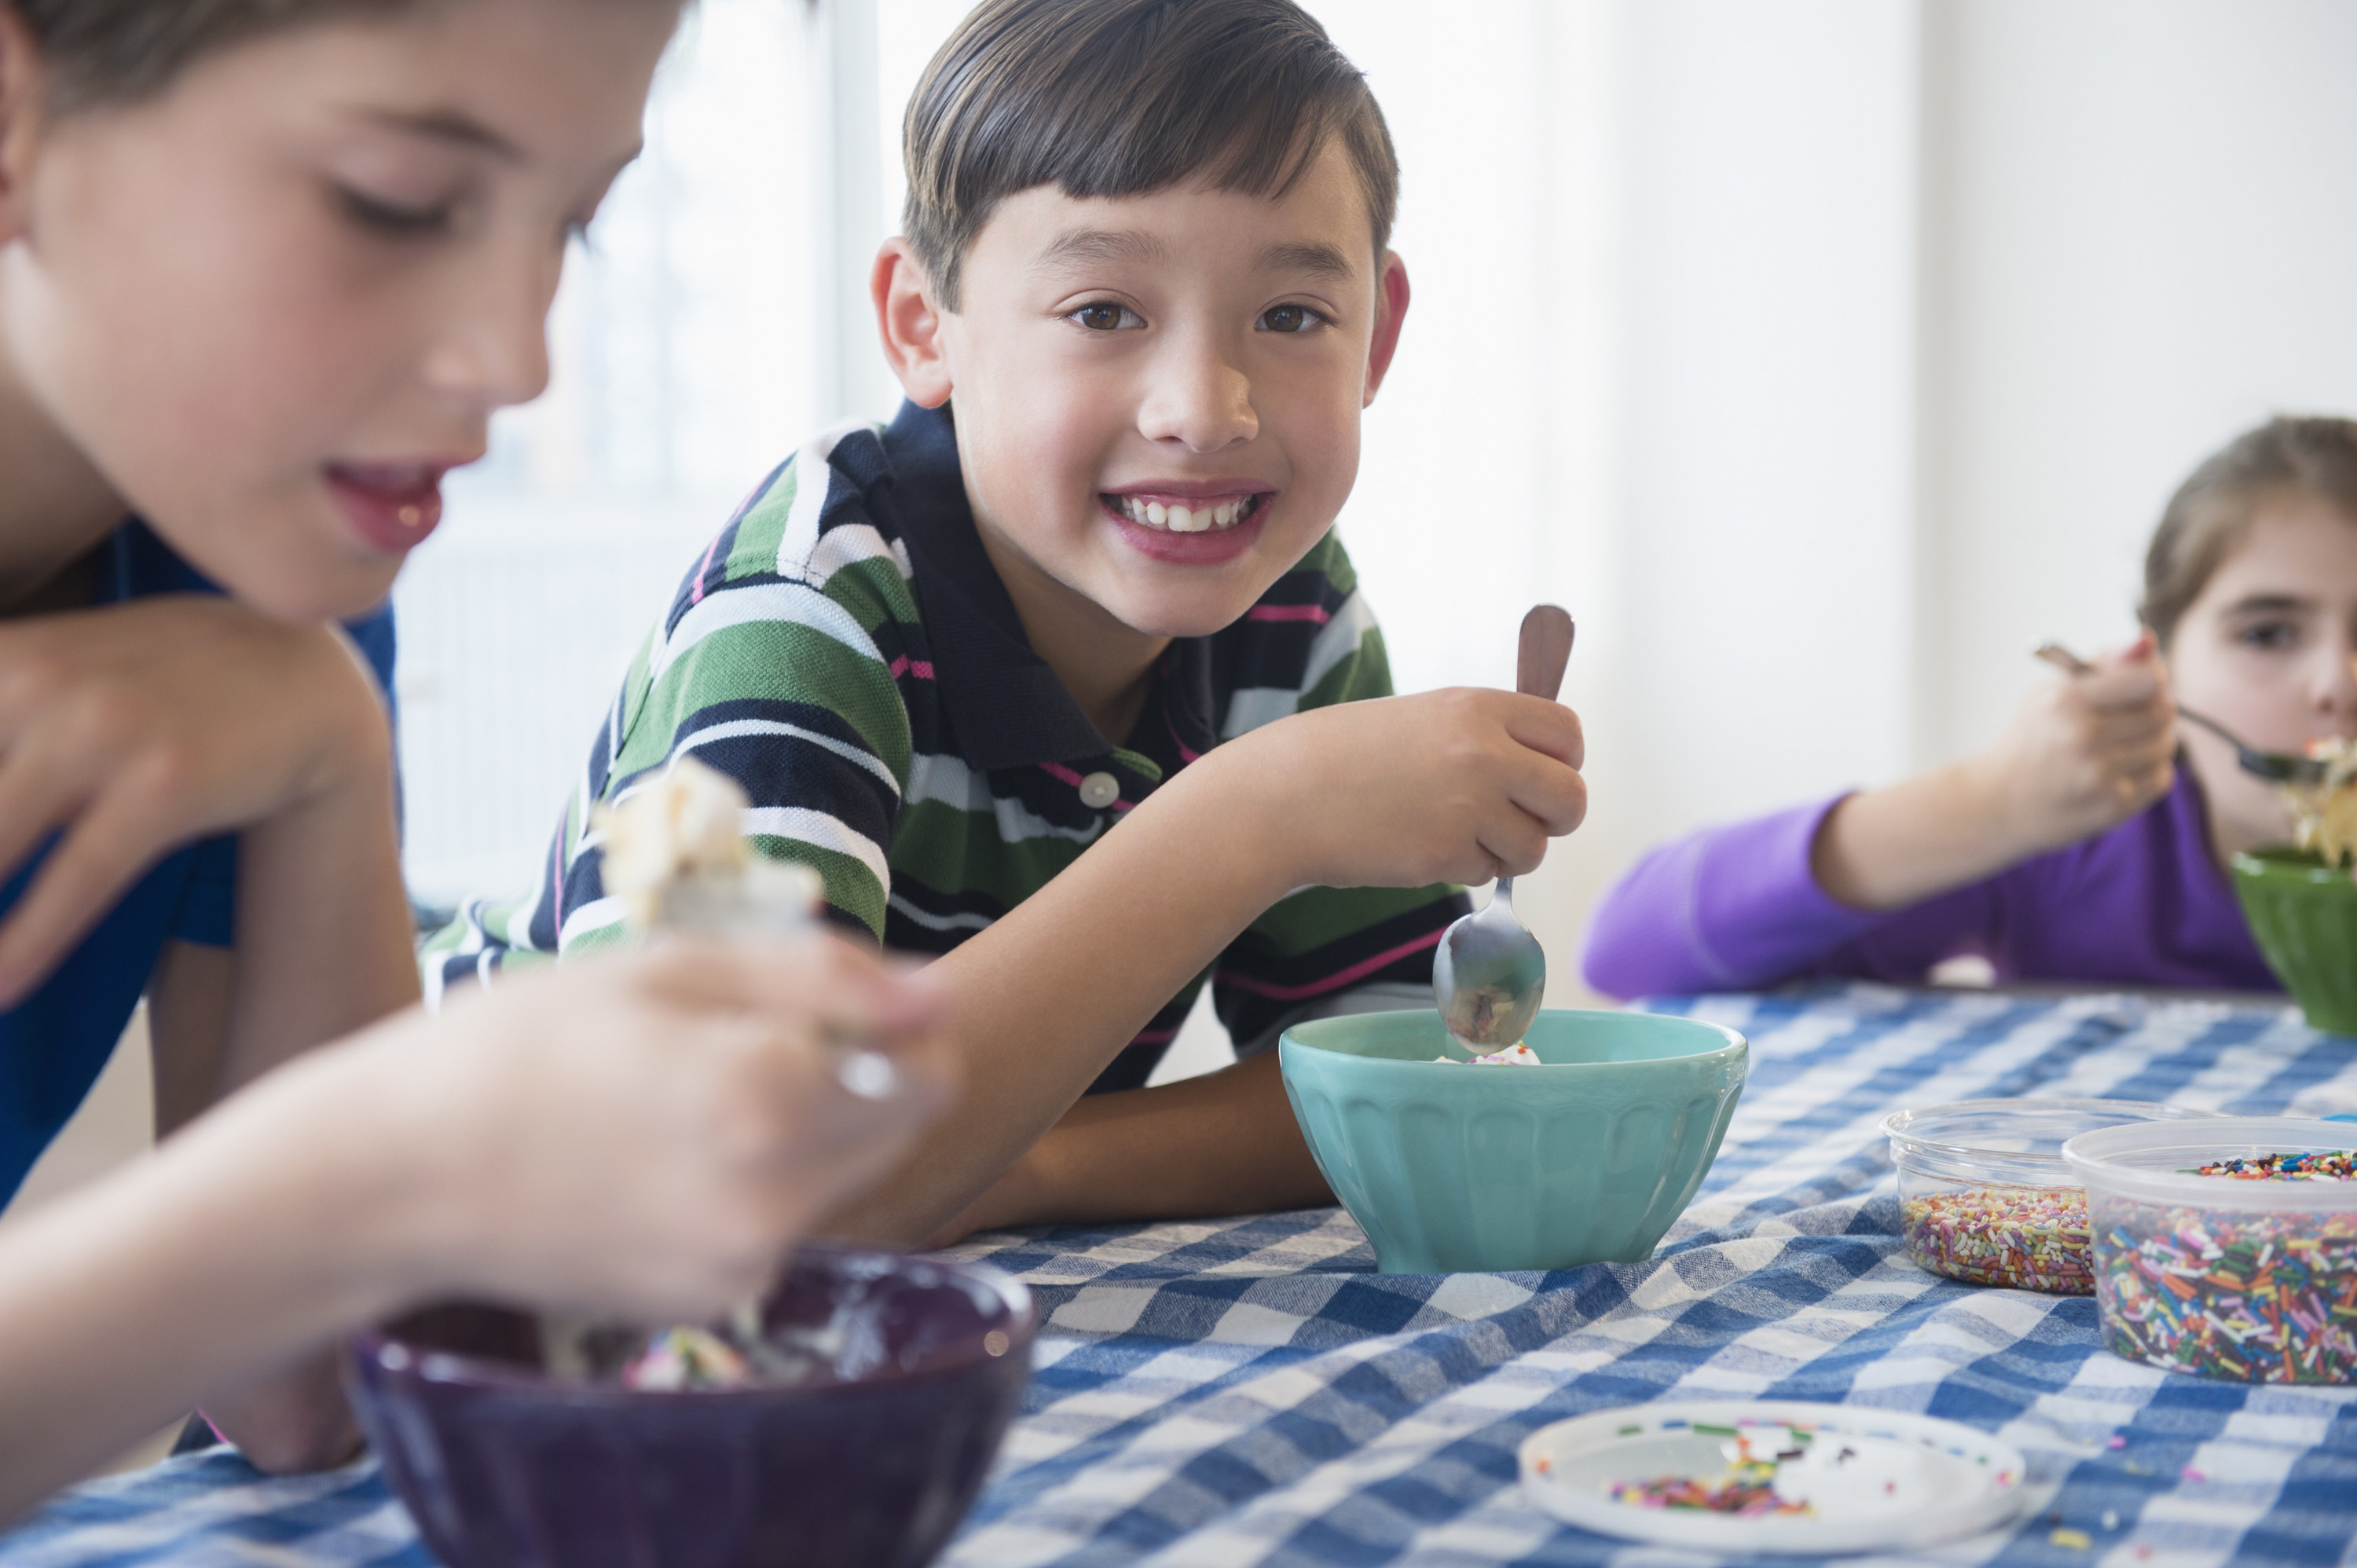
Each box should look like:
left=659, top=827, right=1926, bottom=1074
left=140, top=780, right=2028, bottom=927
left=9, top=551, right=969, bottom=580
left=878, top=137, right=1408, bottom=727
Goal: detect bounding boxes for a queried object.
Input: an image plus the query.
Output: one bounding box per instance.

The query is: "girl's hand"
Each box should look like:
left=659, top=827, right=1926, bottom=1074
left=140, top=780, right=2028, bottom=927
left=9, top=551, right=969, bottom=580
left=1219, top=688, right=1586, bottom=892
left=0, top=595, right=391, bottom=1005
left=352, top=936, right=955, bottom=1321
left=1969, top=632, right=2176, bottom=858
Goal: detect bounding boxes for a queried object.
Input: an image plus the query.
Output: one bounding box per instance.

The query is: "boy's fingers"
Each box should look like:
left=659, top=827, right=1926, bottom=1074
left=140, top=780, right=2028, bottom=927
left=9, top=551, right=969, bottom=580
left=2076, top=665, right=2165, bottom=712
left=0, top=738, right=102, bottom=897
left=1501, top=694, right=1584, bottom=769
left=0, top=802, right=174, bottom=1006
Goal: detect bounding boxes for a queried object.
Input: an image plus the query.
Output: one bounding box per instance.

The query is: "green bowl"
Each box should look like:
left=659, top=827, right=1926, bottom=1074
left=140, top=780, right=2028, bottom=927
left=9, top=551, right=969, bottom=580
left=2231, top=847, right=2357, bottom=1034
left=1277, top=1009, right=1748, bottom=1274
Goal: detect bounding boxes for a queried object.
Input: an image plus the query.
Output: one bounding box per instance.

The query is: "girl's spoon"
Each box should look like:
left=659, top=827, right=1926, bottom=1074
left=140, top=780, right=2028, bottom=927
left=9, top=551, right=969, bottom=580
left=2031, top=641, right=2328, bottom=785
left=1432, top=605, right=1575, bottom=1051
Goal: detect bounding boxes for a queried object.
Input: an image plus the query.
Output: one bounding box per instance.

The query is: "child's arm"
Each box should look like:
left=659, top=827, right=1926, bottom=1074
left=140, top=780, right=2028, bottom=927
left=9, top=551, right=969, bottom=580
left=923, top=1053, right=1323, bottom=1244
left=826, top=687, right=1586, bottom=1245
left=1813, top=636, right=2173, bottom=907
left=141, top=713, right=417, bottom=1471
left=1581, top=637, right=2175, bottom=998
left=0, top=940, right=952, bottom=1524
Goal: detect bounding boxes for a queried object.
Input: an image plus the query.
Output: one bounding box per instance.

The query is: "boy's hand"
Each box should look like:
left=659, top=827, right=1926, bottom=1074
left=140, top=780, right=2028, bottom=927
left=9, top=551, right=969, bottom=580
left=1967, top=632, right=2176, bottom=859
left=1225, top=688, right=1586, bottom=890
left=372, top=936, right=955, bottom=1321
left=0, top=595, right=391, bottom=1005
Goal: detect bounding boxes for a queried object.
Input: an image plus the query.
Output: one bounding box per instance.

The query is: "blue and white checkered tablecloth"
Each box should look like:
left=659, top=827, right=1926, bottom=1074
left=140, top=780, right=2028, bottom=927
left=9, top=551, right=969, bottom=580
left=9, top=984, right=2356, bottom=1568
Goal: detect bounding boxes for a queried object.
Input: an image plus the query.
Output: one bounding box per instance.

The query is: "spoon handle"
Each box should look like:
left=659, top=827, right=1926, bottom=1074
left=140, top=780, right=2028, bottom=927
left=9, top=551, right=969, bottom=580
left=1519, top=605, right=1574, bottom=702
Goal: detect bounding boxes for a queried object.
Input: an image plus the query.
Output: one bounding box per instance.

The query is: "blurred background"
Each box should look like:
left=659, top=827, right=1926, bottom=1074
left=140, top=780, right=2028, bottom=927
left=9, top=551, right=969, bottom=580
left=386, top=0, right=2357, bottom=1046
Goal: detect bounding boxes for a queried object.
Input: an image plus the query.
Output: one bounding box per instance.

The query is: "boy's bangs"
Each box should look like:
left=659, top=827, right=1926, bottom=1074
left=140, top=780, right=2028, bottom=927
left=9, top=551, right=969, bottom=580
left=906, top=0, right=1398, bottom=307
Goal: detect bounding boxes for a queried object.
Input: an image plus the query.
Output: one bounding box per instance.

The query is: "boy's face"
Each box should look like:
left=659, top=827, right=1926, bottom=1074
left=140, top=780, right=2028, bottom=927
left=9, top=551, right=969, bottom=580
left=0, top=0, right=676, bottom=620
left=926, top=141, right=1406, bottom=642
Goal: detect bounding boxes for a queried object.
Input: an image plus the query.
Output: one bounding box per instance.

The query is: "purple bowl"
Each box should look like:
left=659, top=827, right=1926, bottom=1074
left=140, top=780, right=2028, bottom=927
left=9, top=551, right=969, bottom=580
left=344, top=1244, right=1034, bottom=1568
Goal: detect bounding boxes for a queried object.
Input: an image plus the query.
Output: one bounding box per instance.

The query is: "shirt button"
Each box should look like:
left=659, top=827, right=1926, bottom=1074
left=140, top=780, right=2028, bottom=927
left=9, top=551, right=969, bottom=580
left=1078, top=771, right=1121, bottom=809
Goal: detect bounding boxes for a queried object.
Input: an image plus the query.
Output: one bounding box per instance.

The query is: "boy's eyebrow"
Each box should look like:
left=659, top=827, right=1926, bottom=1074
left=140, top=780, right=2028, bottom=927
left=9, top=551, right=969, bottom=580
left=1035, top=228, right=1175, bottom=272
left=360, top=106, right=523, bottom=161
left=2222, top=592, right=2314, bottom=615
left=1258, top=240, right=1358, bottom=282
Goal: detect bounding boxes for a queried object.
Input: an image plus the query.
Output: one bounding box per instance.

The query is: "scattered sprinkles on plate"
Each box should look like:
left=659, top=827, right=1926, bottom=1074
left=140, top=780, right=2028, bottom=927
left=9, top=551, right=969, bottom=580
left=2093, top=1201, right=2357, bottom=1383
left=2190, top=1149, right=2357, bottom=1181
left=1901, top=1185, right=2093, bottom=1294
left=1609, top=1471, right=1812, bottom=1517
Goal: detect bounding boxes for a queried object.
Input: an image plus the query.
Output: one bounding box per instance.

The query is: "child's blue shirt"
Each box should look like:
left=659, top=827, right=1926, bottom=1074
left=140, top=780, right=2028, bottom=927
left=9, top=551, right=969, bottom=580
left=0, top=523, right=397, bottom=1203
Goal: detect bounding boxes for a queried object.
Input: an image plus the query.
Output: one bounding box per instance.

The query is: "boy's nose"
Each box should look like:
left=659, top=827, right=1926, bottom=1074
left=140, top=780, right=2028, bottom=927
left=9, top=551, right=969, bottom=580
left=423, top=247, right=557, bottom=411
left=1138, top=342, right=1258, bottom=453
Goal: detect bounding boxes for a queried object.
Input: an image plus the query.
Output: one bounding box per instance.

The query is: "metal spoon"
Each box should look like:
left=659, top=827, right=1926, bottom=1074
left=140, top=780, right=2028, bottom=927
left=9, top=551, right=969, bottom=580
left=1432, top=605, right=1575, bottom=1051
left=2032, top=642, right=2329, bottom=785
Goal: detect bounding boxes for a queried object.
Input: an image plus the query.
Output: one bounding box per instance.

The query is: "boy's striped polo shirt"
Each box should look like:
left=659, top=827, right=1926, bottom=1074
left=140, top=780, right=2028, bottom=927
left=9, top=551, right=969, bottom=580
left=423, top=400, right=1469, bottom=1091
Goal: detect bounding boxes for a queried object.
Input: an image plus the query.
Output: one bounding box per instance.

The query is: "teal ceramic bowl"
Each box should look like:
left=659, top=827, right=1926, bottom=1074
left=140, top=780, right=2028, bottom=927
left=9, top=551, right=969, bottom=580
left=1278, top=1009, right=1748, bottom=1274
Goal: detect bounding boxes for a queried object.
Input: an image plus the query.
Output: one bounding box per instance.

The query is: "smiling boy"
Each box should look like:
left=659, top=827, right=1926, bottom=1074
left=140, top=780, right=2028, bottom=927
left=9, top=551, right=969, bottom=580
left=431, top=0, right=1586, bottom=1244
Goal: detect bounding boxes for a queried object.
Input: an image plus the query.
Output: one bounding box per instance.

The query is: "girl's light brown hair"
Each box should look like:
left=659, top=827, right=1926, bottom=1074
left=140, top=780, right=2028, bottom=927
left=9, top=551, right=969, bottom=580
left=8, top=1, right=419, bottom=108
left=902, top=0, right=1398, bottom=311
left=2141, top=416, right=2357, bottom=648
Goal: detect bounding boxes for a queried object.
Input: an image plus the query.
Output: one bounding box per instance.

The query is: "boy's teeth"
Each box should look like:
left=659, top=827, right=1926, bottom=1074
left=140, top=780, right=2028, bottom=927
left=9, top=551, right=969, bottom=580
left=1118, top=495, right=1254, bottom=533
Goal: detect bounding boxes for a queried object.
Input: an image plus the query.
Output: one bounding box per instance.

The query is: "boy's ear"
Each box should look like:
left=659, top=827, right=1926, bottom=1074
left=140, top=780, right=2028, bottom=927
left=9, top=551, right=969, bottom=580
left=0, top=5, right=44, bottom=245
left=872, top=238, right=954, bottom=410
left=1362, top=251, right=1410, bottom=408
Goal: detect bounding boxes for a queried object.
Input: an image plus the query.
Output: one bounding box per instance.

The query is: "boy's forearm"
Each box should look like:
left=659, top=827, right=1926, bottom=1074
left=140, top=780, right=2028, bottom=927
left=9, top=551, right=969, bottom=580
left=227, top=758, right=418, bottom=1086
left=827, top=748, right=1299, bottom=1244
left=945, top=1052, right=1330, bottom=1239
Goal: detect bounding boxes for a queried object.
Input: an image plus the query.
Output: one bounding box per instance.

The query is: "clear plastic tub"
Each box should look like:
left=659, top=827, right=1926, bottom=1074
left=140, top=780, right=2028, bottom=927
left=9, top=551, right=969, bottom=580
left=2063, top=1117, right=2357, bottom=1383
left=1882, top=1100, right=2218, bottom=1294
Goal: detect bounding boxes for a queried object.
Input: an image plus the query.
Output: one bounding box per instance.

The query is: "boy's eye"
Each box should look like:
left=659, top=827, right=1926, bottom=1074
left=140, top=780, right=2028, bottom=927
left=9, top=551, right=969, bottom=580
left=2235, top=620, right=2300, bottom=651
left=1257, top=304, right=1326, bottom=334
left=1069, top=302, right=1143, bottom=332
left=336, top=185, right=456, bottom=236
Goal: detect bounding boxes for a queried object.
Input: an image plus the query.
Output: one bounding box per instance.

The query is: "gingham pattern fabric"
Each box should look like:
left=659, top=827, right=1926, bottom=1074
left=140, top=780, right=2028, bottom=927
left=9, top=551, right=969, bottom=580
left=9, top=984, right=2355, bottom=1568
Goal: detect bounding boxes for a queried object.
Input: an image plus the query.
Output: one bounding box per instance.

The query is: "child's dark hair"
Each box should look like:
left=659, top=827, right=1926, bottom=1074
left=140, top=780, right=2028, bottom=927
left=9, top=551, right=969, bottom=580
left=9, top=0, right=417, bottom=108
left=902, top=0, right=1398, bottom=310
left=2141, top=416, right=2357, bottom=647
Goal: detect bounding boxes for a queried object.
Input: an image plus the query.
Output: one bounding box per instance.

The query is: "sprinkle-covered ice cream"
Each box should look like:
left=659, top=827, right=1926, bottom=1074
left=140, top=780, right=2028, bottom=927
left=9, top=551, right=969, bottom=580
left=1436, top=1042, right=1542, bottom=1066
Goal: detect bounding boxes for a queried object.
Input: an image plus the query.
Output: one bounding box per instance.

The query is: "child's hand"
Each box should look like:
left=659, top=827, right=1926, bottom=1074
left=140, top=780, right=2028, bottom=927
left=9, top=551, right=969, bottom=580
left=0, top=595, right=392, bottom=1005
left=1222, top=688, right=1586, bottom=890
left=372, top=936, right=955, bottom=1321
left=1970, top=632, right=2176, bottom=858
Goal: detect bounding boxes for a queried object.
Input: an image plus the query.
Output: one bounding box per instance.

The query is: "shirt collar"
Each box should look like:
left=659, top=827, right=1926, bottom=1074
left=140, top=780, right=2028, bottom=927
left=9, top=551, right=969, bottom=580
left=882, top=399, right=1216, bottom=774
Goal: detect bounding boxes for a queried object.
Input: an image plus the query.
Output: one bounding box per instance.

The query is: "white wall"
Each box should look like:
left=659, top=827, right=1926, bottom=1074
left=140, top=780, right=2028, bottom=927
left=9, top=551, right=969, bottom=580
left=1920, top=0, right=2357, bottom=764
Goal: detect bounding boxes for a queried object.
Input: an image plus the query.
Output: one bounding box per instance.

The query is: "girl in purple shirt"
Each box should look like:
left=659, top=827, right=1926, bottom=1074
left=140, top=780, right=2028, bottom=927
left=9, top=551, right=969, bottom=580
left=1585, top=416, right=2357, bottom=998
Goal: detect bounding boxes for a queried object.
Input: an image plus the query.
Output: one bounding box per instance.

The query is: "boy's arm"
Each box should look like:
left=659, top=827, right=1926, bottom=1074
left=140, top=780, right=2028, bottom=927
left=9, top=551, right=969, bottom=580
left=925, top=1053, right=1324, bottom=1244
left=142, top=698, right=417, bottom=1471
left=825, top=686, right=1585, bottom=1245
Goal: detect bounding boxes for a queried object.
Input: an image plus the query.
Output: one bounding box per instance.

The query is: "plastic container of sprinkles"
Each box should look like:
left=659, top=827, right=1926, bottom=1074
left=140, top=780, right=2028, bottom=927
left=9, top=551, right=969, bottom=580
left=2064, top=1117, right=2357, bottom=1384
left=1882, top=1100, right=2218, bottom=1294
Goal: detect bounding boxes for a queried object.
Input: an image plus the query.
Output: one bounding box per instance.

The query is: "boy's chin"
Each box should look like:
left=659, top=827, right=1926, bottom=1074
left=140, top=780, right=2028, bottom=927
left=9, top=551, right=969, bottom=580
left=1094, top=577, right=1280, bottom=642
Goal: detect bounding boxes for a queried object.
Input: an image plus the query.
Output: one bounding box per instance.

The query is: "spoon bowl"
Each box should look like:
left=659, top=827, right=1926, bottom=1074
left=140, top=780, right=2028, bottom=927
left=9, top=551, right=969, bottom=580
left=1433, top=605, right=1574, bottom=1050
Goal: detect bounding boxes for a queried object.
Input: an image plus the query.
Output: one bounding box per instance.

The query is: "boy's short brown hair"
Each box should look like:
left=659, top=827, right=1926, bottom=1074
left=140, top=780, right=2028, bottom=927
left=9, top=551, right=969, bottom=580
left=903, top=0, right=1398, bottom=310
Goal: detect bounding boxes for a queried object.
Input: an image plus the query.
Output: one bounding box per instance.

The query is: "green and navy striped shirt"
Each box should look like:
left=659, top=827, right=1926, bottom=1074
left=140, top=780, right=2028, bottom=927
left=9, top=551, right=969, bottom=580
left=425, top=401, right=1468, bottom=1090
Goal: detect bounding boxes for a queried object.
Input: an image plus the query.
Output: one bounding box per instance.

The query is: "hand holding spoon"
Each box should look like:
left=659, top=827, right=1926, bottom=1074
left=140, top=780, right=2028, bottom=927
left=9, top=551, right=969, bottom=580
left=1432, top=605, right=1575, bottom=1051
left=2032, top=642, right=2329, bottom=785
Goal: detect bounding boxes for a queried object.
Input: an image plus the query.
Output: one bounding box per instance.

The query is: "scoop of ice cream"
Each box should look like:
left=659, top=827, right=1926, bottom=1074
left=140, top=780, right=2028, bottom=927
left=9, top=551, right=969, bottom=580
left=2289, top=736, right=2357, bottom=867
left=1434, top=1042, right=1543, bottom=1065
left=594, top=757, right=819, bottom=934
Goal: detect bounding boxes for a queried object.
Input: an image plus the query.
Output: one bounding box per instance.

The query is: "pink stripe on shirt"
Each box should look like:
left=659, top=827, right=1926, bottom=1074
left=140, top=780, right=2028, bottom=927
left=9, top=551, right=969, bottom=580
left=888, top=656, right=937, bottom=680
left=1215, top=929, right=1445, bottom=1002
left=1247, top=603, right=1332, bottom=625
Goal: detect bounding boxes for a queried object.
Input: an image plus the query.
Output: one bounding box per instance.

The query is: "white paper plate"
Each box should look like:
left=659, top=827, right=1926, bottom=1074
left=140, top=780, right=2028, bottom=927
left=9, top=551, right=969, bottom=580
left=1519, top=1401, right=2031, bottom=1555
